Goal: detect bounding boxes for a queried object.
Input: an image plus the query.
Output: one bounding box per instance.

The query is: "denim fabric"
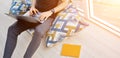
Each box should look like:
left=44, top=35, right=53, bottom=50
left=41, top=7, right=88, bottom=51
left=3, top=12, right=54, bottom=58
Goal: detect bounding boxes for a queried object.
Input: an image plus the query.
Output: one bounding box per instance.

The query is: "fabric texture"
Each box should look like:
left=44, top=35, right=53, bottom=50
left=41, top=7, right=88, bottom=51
left=35, top=0, right=59, bottom=12
left=46, top=4, right=83, bottom=47
left=9, top=0, right=31, bottom=15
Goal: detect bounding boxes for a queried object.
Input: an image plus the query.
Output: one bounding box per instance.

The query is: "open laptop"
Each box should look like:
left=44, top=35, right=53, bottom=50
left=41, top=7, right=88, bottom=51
left=5, top=12, right=45, bottom=24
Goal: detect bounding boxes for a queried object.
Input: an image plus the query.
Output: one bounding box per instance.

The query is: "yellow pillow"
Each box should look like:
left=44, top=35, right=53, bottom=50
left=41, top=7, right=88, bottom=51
left=61, top=44, right=81, bottom=57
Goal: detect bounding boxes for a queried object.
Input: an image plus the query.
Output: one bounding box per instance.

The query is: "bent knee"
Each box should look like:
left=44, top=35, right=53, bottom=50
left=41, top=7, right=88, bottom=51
left=34, top=29, right=46, bottom=38
left=8, top=25, right=16, bottom=32
left=8, top=25, right=20, bottom=35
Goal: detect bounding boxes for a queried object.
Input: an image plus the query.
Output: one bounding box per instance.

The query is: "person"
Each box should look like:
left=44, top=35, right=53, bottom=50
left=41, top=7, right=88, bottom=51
left=3, top=0, right=70, bottom=58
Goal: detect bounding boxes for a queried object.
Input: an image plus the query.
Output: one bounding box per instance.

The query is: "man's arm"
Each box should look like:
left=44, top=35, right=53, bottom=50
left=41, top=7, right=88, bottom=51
left=31, top=0, right=36, bottom=8
left=29, top=0, right=39, bottom=15
left=53, top=0, right=70, bottom=13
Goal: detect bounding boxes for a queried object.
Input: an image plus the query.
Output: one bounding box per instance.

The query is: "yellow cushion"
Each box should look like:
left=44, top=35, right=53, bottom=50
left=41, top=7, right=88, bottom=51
left=61, top=44, right=81, bottom=57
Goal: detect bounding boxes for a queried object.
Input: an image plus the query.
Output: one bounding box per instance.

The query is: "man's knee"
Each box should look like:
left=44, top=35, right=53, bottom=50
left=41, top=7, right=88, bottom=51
left=8, top=25, right=15, bottom=32
left=8, top=25, right=20, bottom=36
left=34, top=28, right=46, bottom=38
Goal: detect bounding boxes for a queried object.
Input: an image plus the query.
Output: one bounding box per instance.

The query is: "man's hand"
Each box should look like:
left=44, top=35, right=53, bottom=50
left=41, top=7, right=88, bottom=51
left=39, top=10, right=53, bottom=21
left=29, top=7, right=39, bottom=16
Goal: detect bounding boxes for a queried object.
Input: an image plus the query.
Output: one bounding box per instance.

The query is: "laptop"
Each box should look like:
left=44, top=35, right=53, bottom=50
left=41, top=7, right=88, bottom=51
left=5, top=12, right=45, bottom=24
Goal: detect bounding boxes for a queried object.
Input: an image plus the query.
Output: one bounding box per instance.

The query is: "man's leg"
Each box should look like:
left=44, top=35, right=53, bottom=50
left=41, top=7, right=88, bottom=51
left=3, top=20, right=38, bottom=58
left=24, top=18, right=54, bottom=58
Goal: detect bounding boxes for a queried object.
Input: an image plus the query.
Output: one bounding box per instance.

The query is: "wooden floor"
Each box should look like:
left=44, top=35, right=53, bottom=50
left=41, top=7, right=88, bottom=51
left=0, top=0, right=120, bottom=58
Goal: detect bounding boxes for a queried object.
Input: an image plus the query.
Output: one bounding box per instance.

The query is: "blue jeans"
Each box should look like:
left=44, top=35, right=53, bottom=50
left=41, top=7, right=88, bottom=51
left=3, top=18, right=54, bottom=58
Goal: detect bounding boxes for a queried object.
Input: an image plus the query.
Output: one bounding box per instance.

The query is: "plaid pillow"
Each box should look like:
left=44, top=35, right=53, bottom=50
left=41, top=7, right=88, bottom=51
left=9, top=0, right=31, bottom=15
left=46, top=4, right=84, bottom=47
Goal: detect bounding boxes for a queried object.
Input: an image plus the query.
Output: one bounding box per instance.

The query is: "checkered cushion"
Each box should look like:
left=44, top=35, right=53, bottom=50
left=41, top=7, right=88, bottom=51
left=9, top=0, right=31, bottom=15
left=46, top=4, right=83, bottom=47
